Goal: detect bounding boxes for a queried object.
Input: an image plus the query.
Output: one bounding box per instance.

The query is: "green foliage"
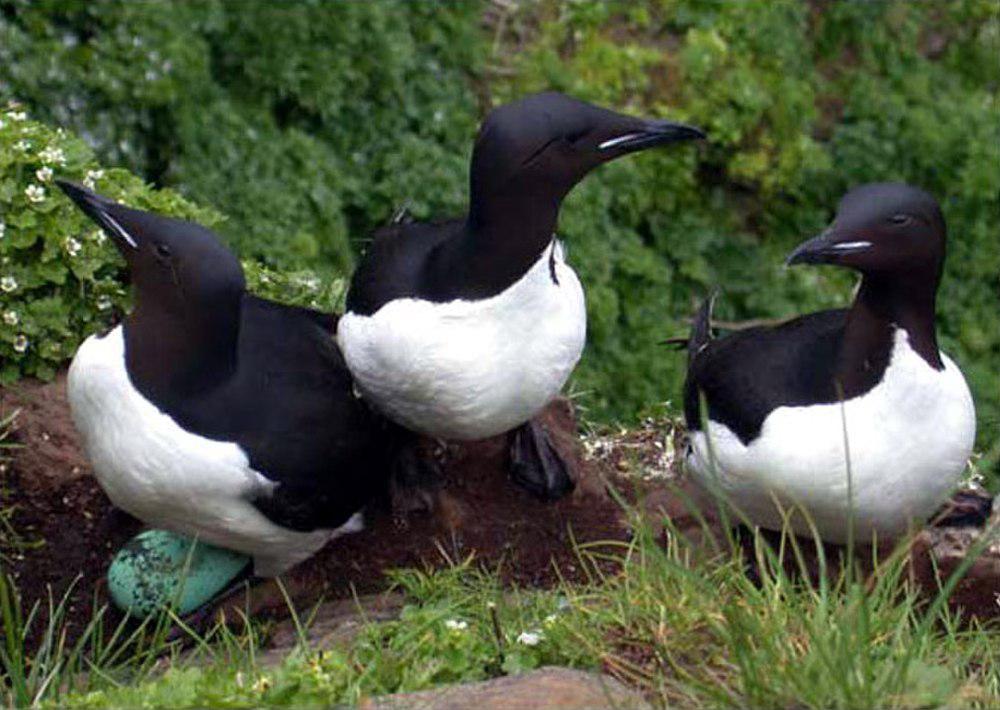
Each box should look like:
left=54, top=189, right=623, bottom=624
left=1, top=1, right=997, bottom=457
left=52, top=519, right=1000, bottom=708
left=0, top=106, right=222, bottom=382
left=242, top=260, right=346, bottom=314
left=492, top=0, right=1000, bottom=451
left=0, top=0, right=484, bottom=272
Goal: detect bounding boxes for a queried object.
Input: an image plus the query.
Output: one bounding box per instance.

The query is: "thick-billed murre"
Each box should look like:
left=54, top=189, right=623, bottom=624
left=683, top=183, right=976, bottom=543
left=59, top=181, right=394, bottom=577
left=339, top=92, right=704, bottom=500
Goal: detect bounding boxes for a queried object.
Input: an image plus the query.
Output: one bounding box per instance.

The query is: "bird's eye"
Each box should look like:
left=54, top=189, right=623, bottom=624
left=154, top=243, right=172, bottom=259
left=889, top=214, right=911, bottom=226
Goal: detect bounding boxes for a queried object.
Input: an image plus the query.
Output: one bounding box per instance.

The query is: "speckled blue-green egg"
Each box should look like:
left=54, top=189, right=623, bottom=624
left=107, top=530, right=251, bottom=618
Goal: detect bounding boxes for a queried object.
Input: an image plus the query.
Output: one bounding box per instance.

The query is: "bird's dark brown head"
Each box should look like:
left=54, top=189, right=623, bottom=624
left=786, top=183, right=946, bottom=281
left=469, top=92, right=704, bottom=223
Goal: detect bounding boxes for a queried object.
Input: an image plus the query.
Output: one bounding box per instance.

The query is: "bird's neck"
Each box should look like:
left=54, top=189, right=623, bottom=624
left=836, top=274, right=942, bottom=392
left=123, top=298, right=240, bottom=403
left=432, top=188, right=562, bottom=299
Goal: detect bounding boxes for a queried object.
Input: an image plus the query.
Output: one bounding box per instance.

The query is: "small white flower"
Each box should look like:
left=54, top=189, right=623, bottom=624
left=82, top=169, right=105, bottom=189
left=35, top=166, right=53, bottom=183
left=39, top=146, right=67, bottom=165
left=13, top=335, right=28, bottom=353
left=96, top=295, right=112, bottom=311
left=2, top=310, right=18, bottom=326
left=90, top=229, right=106, bottom=245
left=543, top=614, right=558, bottom=627
left=13, top=140, right=30, bottom=152
left=8, top=111, right=26, bottom=121
left=444, top=619, right=468, bottom=632
left=0, top=222, right=5, bottom=239
left=0, top=276, right=16, bottom=293
left=516, top=630, right=543, bottom=646
left=25, top=184, right=46, bottom=203
left=64, top=237, right=82, bottom=257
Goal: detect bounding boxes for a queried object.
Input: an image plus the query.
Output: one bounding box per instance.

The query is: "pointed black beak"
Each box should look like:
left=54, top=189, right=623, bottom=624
left=785, top=228, right=873, bottom=266
left=598, top=119, right=706, bottom=153
left=57, top=180, right=139, bottom=254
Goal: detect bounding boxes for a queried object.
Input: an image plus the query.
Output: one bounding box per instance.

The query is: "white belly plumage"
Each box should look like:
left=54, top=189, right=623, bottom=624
left=686, top=329, right=976, bottom=543
left=338, top=240, right=587, bottom=440
left=67, top=327, right=361, bottom=577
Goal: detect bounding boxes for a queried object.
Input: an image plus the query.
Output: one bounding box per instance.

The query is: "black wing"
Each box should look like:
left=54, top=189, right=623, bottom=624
left=683, top=309, right=852, bottom=445
left=222, top=296, right=396, bottom=531
left=345, top=219, right=463, bottom=315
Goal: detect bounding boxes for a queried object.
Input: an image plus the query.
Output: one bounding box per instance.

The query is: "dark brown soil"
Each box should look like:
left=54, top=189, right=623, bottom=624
left=0, top=376, right=633, bottom=640
left=2, top=373, right=999, bottom=648
left=1, top=376, right=141, bottom=640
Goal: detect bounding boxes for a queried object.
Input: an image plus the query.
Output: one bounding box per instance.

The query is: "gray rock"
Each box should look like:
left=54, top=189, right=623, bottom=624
left=257, top=591, right=405, bottom=666
left=359, top=666, right=650, bottom=710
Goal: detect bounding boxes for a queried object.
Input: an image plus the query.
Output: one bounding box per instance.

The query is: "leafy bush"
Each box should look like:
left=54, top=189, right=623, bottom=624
left=0, top=0, right=483, bottom=273
left=242, top=261, right=345, bottom=313
left=491, top=0, right=1000, bottom=452
left=0, top=105, right=222, bottom=382
left=0, top=107, right=353, bottom=383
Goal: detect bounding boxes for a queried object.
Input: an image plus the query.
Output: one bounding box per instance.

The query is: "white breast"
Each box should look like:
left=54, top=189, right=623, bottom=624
left=67, top=327, right=360, bottom=576
left=338, top=240, right=587, bottom=440
left=686, top=329, right=976, bottom=543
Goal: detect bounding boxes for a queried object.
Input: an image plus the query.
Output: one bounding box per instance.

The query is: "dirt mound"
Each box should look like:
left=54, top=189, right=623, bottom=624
left=2, top=374, right=998, bottom=643
left=1, top=376, right=141, bottom=640
left=0, top=376, right=630, bottom=638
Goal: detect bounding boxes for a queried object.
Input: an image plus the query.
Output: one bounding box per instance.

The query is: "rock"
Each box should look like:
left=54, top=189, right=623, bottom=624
left=256, top=591, right=405, bottom=666
left=910, top=503, right=1000, bottom=620
left=359, top=666, right=650, bottom=710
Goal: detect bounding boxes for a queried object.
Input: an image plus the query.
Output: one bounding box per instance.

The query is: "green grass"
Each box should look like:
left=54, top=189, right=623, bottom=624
left=2, top=509, right=991, bottom=709
left=3, top=405, right=998, bottom=707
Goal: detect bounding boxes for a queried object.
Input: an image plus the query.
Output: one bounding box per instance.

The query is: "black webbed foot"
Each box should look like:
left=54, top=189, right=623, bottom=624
left=388, top=436, right=444, bottom=519
left=165, top=561, right=256, bottom=643
left=931, top=489, right=994, bottom=529
left=509, top=418, right=575, bottom=502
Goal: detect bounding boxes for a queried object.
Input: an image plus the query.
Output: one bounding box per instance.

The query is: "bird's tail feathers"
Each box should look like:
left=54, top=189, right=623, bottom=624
left=687, top=290, right=718, bottom=364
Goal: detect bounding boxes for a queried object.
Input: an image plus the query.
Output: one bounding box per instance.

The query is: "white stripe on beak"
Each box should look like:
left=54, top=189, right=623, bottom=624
left=598, top=133, right=643, bottom=151
left=831, top=240, right=872, bottom=251
left=104, top=213, right=138, bottom=249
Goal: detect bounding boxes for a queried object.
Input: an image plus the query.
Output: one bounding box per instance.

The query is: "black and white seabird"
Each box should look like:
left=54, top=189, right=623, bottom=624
left=59, top=181, right=394, bottom=576
left=683, top=183, right=976, bottom=542
left=338, top=92, right=704, bottom=499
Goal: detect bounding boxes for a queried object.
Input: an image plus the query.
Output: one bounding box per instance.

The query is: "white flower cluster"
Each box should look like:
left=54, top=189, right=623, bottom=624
left=25, top=184, right=46, bottom=203
left=35, top=166, right=53, bottom=183
left=39, top=145, right=67, bottom=166
left=2, top=310, right=17, bottom=326
left=444, top=618, right=468, bottom=632
left=0, top=221, right=5, bottom=239
left=64, top=237, right=82, bottom=257
left=13, top=335, right=28, bottom=354
left=83, top=169, right=105, bottom=189
left=0, top=276, right=17, bottom=293
left=516, top=630, right=543, bottom=646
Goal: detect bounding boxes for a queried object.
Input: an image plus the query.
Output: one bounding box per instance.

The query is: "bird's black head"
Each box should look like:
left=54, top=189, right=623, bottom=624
left=57, top=180, right=245, bottom=317
left=786, top=183, right=946, bottom=280
left=468, top=92, right=704, bottom=223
